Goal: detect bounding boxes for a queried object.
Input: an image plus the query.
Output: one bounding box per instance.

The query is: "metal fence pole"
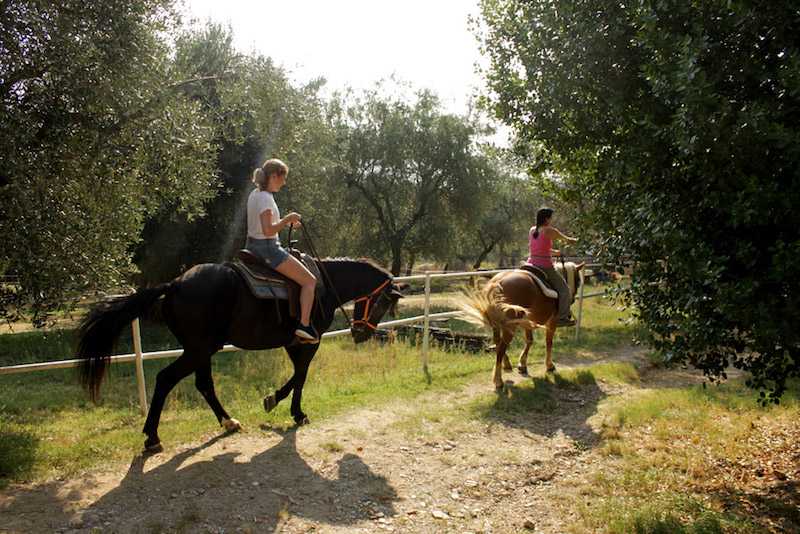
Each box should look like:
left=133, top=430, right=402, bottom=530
left=132, top=319, right=148, bottom=416
left=420, top=272, right=432, bottom=380
left=575, top=270, right=586, bottom=341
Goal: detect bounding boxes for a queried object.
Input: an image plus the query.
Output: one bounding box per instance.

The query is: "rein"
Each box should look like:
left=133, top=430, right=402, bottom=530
left=297, top=223, right=391, bottom=331
left=297, top=223, right=352, bottom=326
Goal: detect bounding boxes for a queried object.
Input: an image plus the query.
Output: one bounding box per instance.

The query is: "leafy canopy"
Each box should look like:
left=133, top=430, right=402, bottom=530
left=479, top=0, right=800, bottom=400
left=0, top=0, right=219, bottom=324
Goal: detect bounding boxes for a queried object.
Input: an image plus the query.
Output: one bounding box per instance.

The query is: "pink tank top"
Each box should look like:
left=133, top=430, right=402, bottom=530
left=527, top=227, right=553, bottom=268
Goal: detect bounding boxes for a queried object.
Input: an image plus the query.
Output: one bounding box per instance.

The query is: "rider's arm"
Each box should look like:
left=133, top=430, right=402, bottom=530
left=544, top=226, right=578, bottom=244
left=260, top=209, right=297, bottom=237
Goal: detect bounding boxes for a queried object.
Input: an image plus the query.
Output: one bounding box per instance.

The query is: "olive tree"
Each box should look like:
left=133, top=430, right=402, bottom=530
left=479, top=0, right=800, bottom=400
left=0, top=0, right=219, bottom=324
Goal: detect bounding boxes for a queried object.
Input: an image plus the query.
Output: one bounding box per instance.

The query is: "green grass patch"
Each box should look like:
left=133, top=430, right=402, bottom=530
left=0, top=293, right=636, bottom=487
left=570, top=379, right=800, bottom=533
left=572, top=493, right=754, bottom=534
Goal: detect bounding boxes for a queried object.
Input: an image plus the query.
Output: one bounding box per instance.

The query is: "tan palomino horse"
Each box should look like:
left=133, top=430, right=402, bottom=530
left=459, top=262, right=584, bottom=390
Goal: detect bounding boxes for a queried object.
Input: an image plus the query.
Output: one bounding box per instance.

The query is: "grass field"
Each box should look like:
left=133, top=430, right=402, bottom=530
left=0, top=294, right=631, bottom=487
left=2, top=291, right=797, bottom=532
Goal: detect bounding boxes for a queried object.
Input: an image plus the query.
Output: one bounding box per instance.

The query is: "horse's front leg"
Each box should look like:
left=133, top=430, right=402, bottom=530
left=286, top=344, right=317, bottom=425
left=544, top=320, right=557, bottom=373
left=263, top=370, right=295, bottom=415
left=195, top=357, right=240, bottom=432
left=517, top=328, right=533, bottom=376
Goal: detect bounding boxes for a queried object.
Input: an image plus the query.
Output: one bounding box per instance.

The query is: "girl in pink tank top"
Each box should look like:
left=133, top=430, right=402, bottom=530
left=528, top=227, right=554, bottom=267
left=526, top=207, right=578, bottom=266
left=525, top=207, right=580, bottom=325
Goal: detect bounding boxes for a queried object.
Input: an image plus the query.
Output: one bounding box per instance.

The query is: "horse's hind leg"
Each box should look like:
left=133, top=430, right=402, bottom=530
left=195, top=357, right=240, bottom=433
left=502, top=351, right=513, bottom=372
left=142, top=350, right=203, bottom=452
left=493, top=329, right=513, bottom=391
left=517, top=328, right=533, bottom=376
left=544, top=321, right=557, bottom=373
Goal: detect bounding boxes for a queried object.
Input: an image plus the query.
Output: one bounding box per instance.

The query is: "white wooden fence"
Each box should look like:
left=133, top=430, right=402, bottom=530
left=0, top=266, right=613, bottom=415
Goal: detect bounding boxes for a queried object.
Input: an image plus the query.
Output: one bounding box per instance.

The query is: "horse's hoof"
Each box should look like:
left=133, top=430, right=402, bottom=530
left=546, top=365, right=557, bottom=374
left=294, top=415, right=310, bottom=426
left=143, top=438, right=163, bottom=454
left=494, top=384, right=505, bottom=394
left=263, top=394, right=277, bottom=413
left=517, top=366, right=529, bottom=376
left=221, top=418, right=242, bottom=433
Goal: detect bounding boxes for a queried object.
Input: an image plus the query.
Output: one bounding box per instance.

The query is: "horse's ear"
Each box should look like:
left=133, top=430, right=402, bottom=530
left=576, top=262, right=586, bottom=272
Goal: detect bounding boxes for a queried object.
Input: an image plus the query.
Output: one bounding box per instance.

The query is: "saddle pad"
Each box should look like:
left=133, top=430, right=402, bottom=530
left=226, top=262, right=290, bottom=300
left=514, top=269, right=559, bottom=300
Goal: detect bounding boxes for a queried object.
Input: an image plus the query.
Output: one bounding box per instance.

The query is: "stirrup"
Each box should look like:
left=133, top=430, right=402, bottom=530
left=556, top=317, right=576, bottom=327
left=294, top=324, right=319, bottom=343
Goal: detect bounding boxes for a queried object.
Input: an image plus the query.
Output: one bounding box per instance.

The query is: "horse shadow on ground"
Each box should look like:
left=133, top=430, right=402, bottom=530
left=70, top=427, right=398, bottom=533
left=472, top=370, right=607, bottom=449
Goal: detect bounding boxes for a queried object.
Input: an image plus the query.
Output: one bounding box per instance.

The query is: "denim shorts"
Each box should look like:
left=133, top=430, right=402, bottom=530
left=246, top=237, right=290, bottom=268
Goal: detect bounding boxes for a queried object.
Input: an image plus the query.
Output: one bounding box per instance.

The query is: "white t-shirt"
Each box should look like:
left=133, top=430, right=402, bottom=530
left=247, top=189, right=280, bottom=239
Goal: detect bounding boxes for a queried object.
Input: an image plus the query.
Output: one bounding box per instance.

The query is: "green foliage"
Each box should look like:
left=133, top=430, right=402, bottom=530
left=0, top=0, right=219, bottom=324
left=452, top=148, right=542, bottom=268
left=134, top=22, right=338, bottom=282
left=329, top=83, right=490, bottom=274
left=479, top=0, right=800, bottom=399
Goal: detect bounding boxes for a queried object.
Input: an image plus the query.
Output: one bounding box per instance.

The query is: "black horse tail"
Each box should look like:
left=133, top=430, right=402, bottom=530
left=77, top=283, right=174, bottom=402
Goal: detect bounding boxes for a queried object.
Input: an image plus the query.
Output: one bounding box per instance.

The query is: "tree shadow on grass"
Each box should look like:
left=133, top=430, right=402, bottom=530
left=0, top=429, right=38, bottom=489
left=711, top=481, right=800, bottom=533
left=471, top=370, right=607, bottom=449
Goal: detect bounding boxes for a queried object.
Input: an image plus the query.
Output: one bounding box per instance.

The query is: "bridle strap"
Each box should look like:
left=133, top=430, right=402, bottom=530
left=352, top=279, right=392, bottom=331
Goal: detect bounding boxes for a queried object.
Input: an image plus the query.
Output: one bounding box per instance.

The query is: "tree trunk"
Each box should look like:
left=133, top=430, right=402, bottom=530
left=405, top=253, right=416, bottom=276
left=472, top=242, right=496, bottom=270
left=390, top=242, right=403, bottom=276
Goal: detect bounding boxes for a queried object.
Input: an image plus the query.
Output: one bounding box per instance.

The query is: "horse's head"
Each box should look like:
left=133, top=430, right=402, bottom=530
left=351, top=277, right=406, bottom=343
left=320, top=257, right=407, bottom=343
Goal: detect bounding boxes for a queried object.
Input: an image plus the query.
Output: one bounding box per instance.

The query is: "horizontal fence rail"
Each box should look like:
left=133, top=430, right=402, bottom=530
left=0, top=265, right=622, bottom=414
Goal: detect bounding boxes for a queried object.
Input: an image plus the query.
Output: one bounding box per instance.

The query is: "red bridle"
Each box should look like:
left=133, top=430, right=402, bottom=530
left=351, top=279, right=392, bottom=331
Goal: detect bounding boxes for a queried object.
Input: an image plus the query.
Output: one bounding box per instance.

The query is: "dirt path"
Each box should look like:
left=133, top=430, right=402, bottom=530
left=0, top=348, right=679, bottom=534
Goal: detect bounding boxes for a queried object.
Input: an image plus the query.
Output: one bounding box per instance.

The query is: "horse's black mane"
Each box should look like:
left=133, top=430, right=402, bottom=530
left=321, top=257, right=393, bottom=278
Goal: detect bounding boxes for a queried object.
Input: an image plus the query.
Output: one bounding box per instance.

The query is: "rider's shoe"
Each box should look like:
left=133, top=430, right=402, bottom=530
left=556, top=316, right=576, bottom=327
left=295, top=323, right=320, bottom=343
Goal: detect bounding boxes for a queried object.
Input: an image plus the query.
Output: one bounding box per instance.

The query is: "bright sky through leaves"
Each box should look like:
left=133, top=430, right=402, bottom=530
left=183, top=0, right=486, bottom=115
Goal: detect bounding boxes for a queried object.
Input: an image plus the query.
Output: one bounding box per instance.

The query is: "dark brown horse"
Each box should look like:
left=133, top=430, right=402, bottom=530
left=459, top=262, right=584, bottom=390
left=77, top=258, right=403, bottom=452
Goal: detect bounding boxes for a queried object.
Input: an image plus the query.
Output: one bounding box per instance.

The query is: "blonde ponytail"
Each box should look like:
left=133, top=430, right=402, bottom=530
left=252, top=167, right=267, bottom=190
left=252, top=158, right=288, bottom=190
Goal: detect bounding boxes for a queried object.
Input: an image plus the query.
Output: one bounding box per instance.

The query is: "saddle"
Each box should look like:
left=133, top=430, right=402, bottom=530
left=516, top=264, right=559, bottom=299
left=227, top=249, right=325, bottom=321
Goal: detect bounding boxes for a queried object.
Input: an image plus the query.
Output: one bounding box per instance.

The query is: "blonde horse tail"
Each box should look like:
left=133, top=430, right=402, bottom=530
left=456, top=282, right=536, bottom=333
